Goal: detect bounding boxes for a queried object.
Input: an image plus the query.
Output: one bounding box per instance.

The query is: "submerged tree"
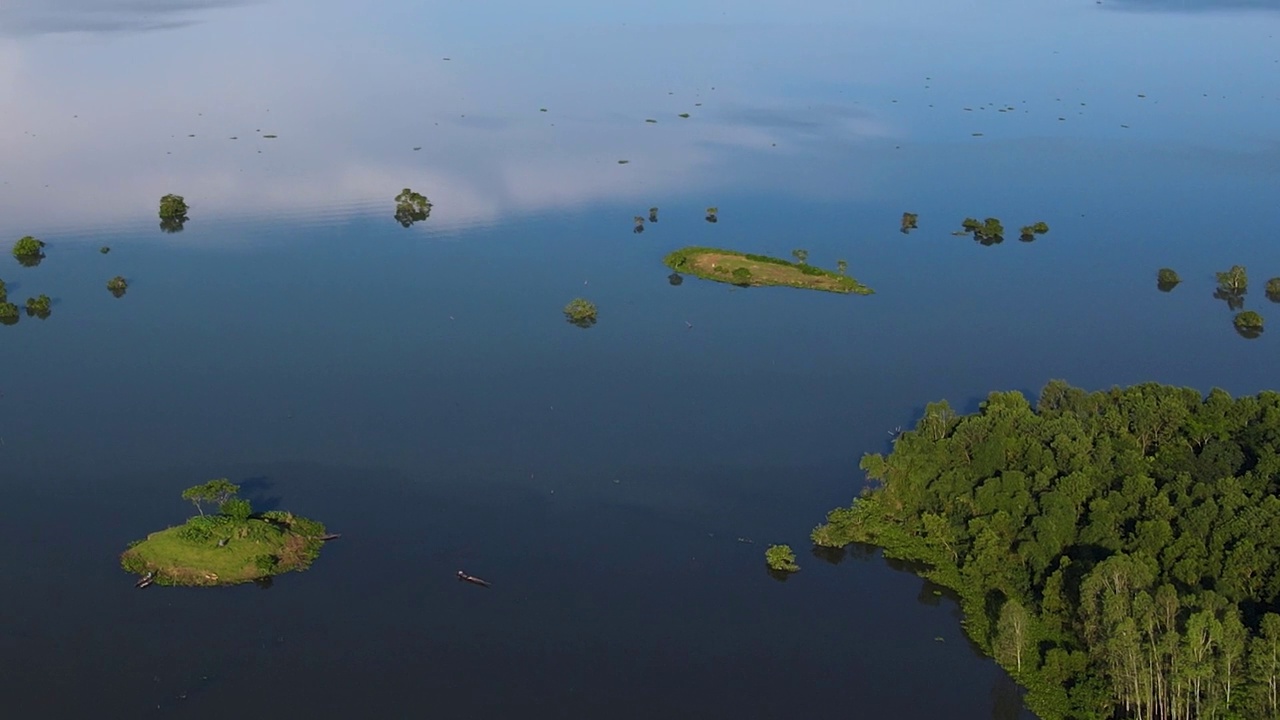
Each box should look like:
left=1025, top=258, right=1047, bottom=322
left=0, top=278, right=6, bottom=303
left=667, top=272, right=683, bottom=286
left=1157, top=267, right=1181, bottom=292
left=107, top=276, right=128, bottom=298
left=563, top=297, right=597, bottom=329
left=1019, top=221, right=1050, bottom=241
left=765, top=544, right=800, bottom=573
left=1267, top=277, right=1280, bottom=303
left=0, top=301, right=18, bottom=325
left=394, top=188, right=433, bottom=228
left=1217, top=265, right=1248, bottom=295
left=791, top=249, right=809, bottom=265
left=158, top=194, right=189, bottom=219
left=705, top=206, right=719, bottom=223
left=836, top=259, right=848, bottom=275
left=159, top=216, right=187, bottom=234
left=24, top=294, right=51, bottom=319
left=12, top=236, right=45, bottom=264
left=181, top=478, right=240, bottom=517
left=1234, top=310, right=1264, bottom=339
left=901, top=212, right=919, bottom=234
left=633, top=216, right=645, bottom=234
left=1216, top=287, right=1247, bottom=311
left=649, top=207, right=659, bottom=223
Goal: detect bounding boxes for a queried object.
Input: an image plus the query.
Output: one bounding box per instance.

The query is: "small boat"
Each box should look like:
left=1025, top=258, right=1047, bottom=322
left=457, top=570, right=491, bottom=588
left=135, top=571, right=156, bottom=589
left=318, top=533, right=342, bottom=542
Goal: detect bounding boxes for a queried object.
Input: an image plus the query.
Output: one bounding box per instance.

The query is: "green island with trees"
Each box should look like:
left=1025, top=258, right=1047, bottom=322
left=120, top=479, right=330, bottom=587
left=765, top=544, right=800, bottom=573
left=811, top=380, right=1280, bottom=719
left=1158, top=268, right=1182, bottom=292
left=663, top=247, right=873, bottom=294
left=25, top=294, right=51, bottom=319
left=394, top=188, right=432, bottom=227
left=13, top=236, right=46, bottom=265
left=107, top=276, right=128, bottom=298
left=1266, top=278, right=1280, bottom=304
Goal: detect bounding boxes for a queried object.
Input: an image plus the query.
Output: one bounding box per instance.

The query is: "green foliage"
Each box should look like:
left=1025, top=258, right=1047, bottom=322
left=181, top=478, right=240, bottom=516
left=0, top=278, right=6, bottom=303
left=394, top=188, right=433, bottom=227
left=1020, top=221, right=1050, bottom=239
left=901, top=212, right=918, bottom=233
left=220, top=497, right=253, bottom=521
left=649, top=207, right=659, bottom=223
left=813, top=381, right=1280, bottom=719
left=791, top=248, right=809, bottom=265
left=662, top=247, right=873, bottom=295
left=731, top=267, right=752, bottom=282
left=1157, top=268, right=1181, bottom=290
left=255, top=554, right=280, bottom=573
left=1234, top=311, right=1264, bottom=340
left=12, top=236, right=45, bottom=259
left=1267, top=277, right=1280, bottom=302
left=24, top=294, right=51, bottom=318
left=961, top=217, right=982, bottom=232
left=0, top=301, right=18, bottom=323
left=158, top=194, right=189, bottom=219
left=1217, top=265, right=1248, bottom=294
left=563, top=297, right=597, bottom=328
left=107, top=276, right=128, bottom=298
left=765, top=544, right=800, bottom=572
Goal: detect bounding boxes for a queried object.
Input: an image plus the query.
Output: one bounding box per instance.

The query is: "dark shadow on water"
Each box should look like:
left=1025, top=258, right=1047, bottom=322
left=253, top=575, right=274, bottom=590
left=766, top=568, right=792, bottom=583
left=1213, top=288, right=1245, bottom=311
left=1234, top=325, right=1264, bottom=340
left=810, top=544, right=847, bottom=565
left=237, top=476, right=283, bottom=512
left=990, top=672, right=1028, bottom=720
left=1157, top=280, right=1180, bottom=293
left=667, top=272, right=683, bottom=286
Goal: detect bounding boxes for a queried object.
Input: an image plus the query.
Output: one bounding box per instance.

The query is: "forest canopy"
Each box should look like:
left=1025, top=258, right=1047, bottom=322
left=812, top=380, right=1280, bottom=720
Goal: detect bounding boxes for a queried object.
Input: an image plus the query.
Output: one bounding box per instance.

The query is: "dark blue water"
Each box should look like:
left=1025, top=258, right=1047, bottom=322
left=2, top=1, right=1278, bottom=717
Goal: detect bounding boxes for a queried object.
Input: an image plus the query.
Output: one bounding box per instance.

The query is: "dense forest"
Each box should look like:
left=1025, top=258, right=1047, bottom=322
left=813, top=381, right=1280, bottom=720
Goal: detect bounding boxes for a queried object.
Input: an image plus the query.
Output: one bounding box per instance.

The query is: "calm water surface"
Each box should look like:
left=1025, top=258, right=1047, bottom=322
left=2, top=1, right=1279, bottom=717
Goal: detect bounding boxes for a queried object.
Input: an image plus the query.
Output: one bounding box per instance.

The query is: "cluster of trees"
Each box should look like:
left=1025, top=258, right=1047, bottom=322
left=956, top=217, right=1050, bottom=245
left=1164, top=265, right=1275, bottom=339
left=813, top=381, right=1280, bottom=719
left=901, top=212, right=919, bottom=234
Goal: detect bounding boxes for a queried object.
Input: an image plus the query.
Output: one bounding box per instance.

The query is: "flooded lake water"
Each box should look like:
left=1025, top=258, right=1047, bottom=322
left=2, top=1, right=1278, bottom=717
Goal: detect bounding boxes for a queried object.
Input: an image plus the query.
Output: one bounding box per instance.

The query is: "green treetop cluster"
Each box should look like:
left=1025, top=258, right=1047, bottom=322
left=765, top=544, right=800, bottom=573
left=563, top=297, right=597, bottom=328
left=812, top=381, right=1280, bottom=719
left=394, top=188, right=433, bottom=228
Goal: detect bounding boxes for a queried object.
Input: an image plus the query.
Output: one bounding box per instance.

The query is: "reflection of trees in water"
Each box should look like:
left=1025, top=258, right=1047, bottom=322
left=16, top=254, right=44, bottom=267
left=1157, top=280, right=1180, bottom=293
left=159, top=216, right=187, bottom=234
left=766, top=567, right=791, bottom=583
left=253, top=575, right=274, bottom=590
left=1213, top=288, right=1245, bottom=311
left=810, top=544, right=846, bottom=565
left=668, top=273, right=683, bottom=286
left=989, top=672, right=1025, bottom=720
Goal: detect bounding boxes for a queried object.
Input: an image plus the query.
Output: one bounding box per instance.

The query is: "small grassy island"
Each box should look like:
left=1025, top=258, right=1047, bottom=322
left=563, top=297, right=598, bottom=328
left=765, top=544, right=800, bottom=573
left=663, top=246, right=873, bottom=294
left=812, top=381, right=1280, bottom=719
left=394, top=188, right=432, bottom=227
left=1157, top=267, right=1181, bottom=292
left=120, top=479, right=330, bottom=587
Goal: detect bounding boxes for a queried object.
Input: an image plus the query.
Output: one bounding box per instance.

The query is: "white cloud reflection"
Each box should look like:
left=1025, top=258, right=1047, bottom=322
left=0, top=0, right=902, bottom=238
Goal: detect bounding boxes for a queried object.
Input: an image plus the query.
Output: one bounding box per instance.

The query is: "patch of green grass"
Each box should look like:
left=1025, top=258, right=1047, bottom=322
left=121, top=514, right=326, bottom=586
left=663, top=246, right=873, bottom=295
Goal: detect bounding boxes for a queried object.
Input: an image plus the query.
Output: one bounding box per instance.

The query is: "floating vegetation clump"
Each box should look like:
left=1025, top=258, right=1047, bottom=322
left=617, top=160, right=630, bottom=165
left=633, top=216, right=645, bottom=234
left=394, top=188, right=433, bottom=228
left=649, top=207, right=659, bottom=223
left=1268, top=277, right=1280, bottom=303
left=1234, top=310, right=1264, bottom=339
left=900, top=212, right=918, bottom=234
left=705, top=206, right=719, bottom=224
left=100, top=246, right=110, bottom=254
left=1157, top=268, right=1181, bottom=292
left=107, top=276, right=129, bottom=298
left=563, top=298, right=598, bottom=329
left=1019, top=221, right=1050, bottom=241
left=25, top=294, right=51, bottom=319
